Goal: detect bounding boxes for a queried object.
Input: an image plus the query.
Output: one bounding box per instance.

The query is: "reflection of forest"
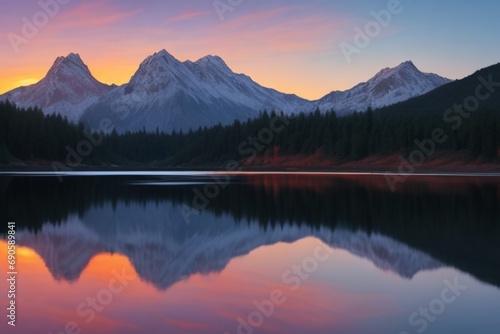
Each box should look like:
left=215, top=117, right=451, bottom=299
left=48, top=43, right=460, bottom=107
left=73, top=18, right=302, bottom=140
left=1, top=174, right=499, bottom=287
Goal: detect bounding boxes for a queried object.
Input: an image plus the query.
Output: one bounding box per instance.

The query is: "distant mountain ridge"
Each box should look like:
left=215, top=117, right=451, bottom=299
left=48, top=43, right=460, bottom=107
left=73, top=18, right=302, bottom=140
left=0, top=51, right=452, bottom=132
left=318, top=60, right=452, bottom=114
left=376, top=62, right=500, bottom=115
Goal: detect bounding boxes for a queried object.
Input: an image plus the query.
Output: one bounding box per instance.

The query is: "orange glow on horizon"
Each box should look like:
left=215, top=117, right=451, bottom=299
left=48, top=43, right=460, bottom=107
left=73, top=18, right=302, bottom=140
left=0, top=51, right=350, bottom=101
left=1, top=0, right=497, bottom=101
left=0, top=3, right=354, bottom=100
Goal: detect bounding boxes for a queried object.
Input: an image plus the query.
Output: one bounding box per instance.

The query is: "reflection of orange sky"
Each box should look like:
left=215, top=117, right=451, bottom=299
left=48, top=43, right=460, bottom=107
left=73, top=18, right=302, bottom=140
left=0, top=238, right=397, bottom=334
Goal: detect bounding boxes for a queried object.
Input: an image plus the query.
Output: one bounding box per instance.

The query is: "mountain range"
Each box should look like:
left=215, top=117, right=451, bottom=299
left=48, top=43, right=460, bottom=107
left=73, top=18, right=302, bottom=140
left=0, top=51, right=452, bottom=132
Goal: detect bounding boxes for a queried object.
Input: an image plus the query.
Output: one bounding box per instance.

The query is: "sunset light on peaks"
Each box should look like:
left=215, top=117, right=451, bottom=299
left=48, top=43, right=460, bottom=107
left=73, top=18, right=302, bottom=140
left=1, top=0, right=500, bottom=100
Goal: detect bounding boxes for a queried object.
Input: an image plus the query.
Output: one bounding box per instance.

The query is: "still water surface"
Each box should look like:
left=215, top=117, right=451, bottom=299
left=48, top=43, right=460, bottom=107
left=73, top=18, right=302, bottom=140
left=0, top=172, right=499, bottom=334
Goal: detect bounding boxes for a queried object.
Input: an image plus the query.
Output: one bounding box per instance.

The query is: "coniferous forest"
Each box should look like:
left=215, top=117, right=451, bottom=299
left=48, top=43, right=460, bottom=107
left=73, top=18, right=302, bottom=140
left=0, top=100, right=499, bottom=167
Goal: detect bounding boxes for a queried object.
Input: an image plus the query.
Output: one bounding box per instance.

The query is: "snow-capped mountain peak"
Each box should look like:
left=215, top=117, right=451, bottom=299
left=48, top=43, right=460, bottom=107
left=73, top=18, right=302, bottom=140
left=370, top=60, right=415, bottom=81
left=142, top=49, right=180, bottom=67
left=50, top=53, right=85, bottom=71
left=400, top=59, right=417, bottom=68
left=318, top=61, right=452, bottom=115
left=195, top=55, right=232, bottom=72
left=44, top=53, right=106, bottom=92
left=0, top=53, right=112, bottom=122
left=126, top=49, right=186, bottom=94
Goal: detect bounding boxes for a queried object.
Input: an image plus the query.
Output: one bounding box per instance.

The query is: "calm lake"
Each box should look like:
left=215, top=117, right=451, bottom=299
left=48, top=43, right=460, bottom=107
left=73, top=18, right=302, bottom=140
left=1, top=172, right=499, bottom=334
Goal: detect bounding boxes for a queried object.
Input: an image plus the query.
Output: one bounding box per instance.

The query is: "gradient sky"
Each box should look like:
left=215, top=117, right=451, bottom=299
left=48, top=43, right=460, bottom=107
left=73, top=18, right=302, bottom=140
left=1, top=0, right=499, bottom=100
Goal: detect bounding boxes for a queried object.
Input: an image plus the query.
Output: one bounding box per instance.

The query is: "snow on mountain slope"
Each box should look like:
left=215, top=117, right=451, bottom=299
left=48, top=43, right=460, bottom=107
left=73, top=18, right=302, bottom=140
left=0, top=53, right=112, bottom=123
left=317, top=61, right=452, bottom=115
left=189, top=55, right=312, bottom=113
left=81, top=50, right=313, bottom=133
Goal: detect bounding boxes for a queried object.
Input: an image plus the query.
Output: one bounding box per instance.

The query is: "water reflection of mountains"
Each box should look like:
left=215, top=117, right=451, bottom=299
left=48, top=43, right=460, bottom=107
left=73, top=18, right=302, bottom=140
left=1, top=174, right=499, bottom=288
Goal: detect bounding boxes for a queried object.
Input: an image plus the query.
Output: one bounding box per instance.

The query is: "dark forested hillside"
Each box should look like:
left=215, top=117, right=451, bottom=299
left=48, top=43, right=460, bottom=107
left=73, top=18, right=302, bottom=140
left=0, top=100, right=83, bottom=163
left=1, top=100, right=499, bottom=167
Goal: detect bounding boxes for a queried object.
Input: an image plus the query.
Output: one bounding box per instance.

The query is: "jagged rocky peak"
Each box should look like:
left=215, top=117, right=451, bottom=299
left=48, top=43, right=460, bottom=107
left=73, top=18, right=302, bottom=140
left=371, top=60, right=425, bottom=81
left=195, top=55, right=232, bottom=71
left=46, top=53, right=93, bottom=79
left=401, top=60, right=417, bottom=68
left=140, top=49, right=180, bottom=68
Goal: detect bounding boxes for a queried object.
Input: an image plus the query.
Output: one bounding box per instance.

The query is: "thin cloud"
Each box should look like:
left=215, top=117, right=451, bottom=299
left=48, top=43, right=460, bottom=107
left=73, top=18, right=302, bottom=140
left=207, top=8, right=352, bottom=55
left=54, top=1, right=143, bottom=29
left=218, top=6, right=296, bottom=30
left=166, top=11, right=211, bottom=24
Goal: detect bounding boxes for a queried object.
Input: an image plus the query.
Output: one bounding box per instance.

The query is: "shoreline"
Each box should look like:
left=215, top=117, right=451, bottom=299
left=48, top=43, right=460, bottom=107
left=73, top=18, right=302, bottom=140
left=1, top=153, right=499, bottom=175
left=1, top=168, right=500, bottom=177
